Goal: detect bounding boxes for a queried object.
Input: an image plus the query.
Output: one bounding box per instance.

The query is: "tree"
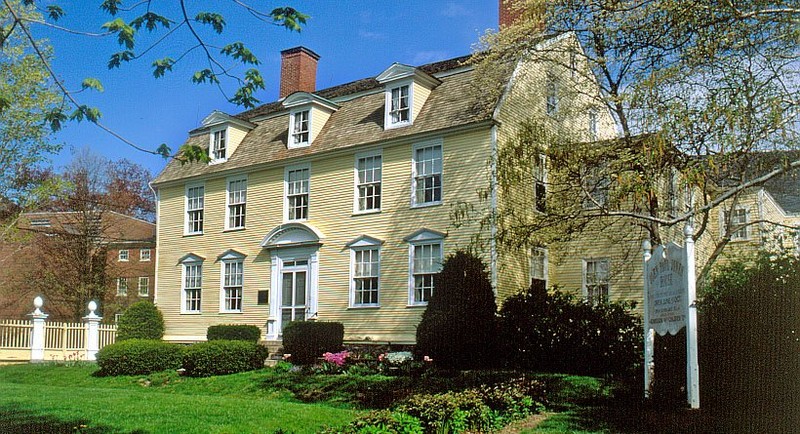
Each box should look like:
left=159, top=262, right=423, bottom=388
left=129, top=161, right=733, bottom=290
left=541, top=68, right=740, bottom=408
left=473, top=0, right=799, bottom=281
left=0, top=0, right=308, bottom=161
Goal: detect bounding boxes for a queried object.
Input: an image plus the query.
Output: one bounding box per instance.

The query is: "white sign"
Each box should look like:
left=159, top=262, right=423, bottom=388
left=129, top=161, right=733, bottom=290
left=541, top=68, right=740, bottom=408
left=645, top=243, right=686, bottom=336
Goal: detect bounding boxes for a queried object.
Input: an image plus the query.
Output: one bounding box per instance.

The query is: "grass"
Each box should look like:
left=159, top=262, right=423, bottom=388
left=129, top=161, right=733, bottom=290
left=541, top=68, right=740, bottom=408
left=0, top=363, right=356, bottom=434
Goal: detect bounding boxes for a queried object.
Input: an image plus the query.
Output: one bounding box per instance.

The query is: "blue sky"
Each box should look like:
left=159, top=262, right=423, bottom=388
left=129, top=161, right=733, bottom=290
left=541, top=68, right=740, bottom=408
left=38, top=1, right=499, bottom=176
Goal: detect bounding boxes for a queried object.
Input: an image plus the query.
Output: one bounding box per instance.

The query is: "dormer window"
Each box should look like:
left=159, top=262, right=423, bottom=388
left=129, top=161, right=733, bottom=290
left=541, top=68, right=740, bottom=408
left=389, top=85, right=410, bottom=125
left=211, top=128, right=227, bottom=161
left=290, top=109, right=310, bottom=148
left=196, top=111, right=255, bottom=164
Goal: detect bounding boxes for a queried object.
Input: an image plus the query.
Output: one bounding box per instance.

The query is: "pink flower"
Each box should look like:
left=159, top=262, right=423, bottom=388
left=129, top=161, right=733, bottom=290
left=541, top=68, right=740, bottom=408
left=423, top=356, right=433, bottom=363
left=378, top=353, right=386, bottom=362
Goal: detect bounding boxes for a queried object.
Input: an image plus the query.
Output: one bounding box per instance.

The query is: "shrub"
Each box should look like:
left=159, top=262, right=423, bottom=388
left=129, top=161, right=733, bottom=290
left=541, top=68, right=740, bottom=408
left=498, top=284, right=642, bottom=377
left=206, top=324, right=261, bottom=342
left=415, top=250, right=497, bottom=369
left=282, top=321, right=343, bottom=365
left=96, top=339, right=183, bottom=376
left=182, top=340, right=269, bottom=377
left=320, top=410, right=423, bottom=434
left=116, top=301, right=164, bottom=341
left=397, top=390, right=493, bottom=433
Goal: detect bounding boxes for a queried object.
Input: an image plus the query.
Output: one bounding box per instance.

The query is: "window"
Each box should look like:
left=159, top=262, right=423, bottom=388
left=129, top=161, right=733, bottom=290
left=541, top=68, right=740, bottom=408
left=546, top=76, right=559, bottom=115
left=114, top=313, right=123, bottom=323
left=290, top=110, right=310, bottom=147
left=530, top=248, right=548, bottom=289
left=584, top=259, right=610, bottom=304
left=227, top=177, right=247, bottom=229
left=116, top=278, right=128, bottom=296
left=588, top=109, right=598, bottom=140
left=211, top=128, right=227, bottom=160
left=222, top=260, right=244, bottom=312
left=723, top=208, right=749, bottom=240
left=286, top=166, right=310, bottom=221
left=182, top=262, right=202, bottom=313
left=412, top=141, right=443, bottom=206
left=355, top=153, right=382, bottom=212
left=140, top=249, right=151, bottom=261
left=138, top=277, right=150, bottom=297
left=410, top=241, right=443, bottom=305
left=118, top=249, right=129, bottom=262
left=186, top=184, right=204, bottom=234
left=352, top=248, right=380, bottom=306
left=533, top=154, right=546, bottom=213
left=582, top=170, right=609, bottom=209
left=570, top=49, right=577, bottom=78
left=388, top=84, right=410, bottom=126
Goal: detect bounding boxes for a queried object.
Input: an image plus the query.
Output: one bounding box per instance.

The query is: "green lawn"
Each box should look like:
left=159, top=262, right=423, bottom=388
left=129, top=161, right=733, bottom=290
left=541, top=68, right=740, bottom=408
left=0, top=363, right=357, bottom=434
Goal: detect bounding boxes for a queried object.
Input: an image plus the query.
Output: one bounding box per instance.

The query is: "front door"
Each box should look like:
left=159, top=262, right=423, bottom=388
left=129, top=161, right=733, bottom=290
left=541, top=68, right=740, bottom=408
left=280, top=259, right=308, bottom=333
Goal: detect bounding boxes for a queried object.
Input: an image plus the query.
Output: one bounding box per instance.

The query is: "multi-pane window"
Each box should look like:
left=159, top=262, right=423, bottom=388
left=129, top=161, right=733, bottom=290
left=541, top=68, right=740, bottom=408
left=183, top=263, right=202, bottom=313
left=389, top=85, right=410, bottom=125
left=584, top=259, right=610, bottom=304
left=227, top=178, right=247, bottom=229
left=186, top=185, right=204, bottom=234
left=413, top=143, right=442, bottom=206
left=140, top=249, right=151, bottom=261
left=411, top=242, right=442, bottom=304
left=724, top=208, right=749, bottom=240
left=356, top=154, right=382, bottom=212
left=212, top=129, right=227, bottom=160
left=352, top=248, right=380, bottom=306
left=533, top=154, right=546, bottom=213
left=118, top=249, right=129, bottom=262
left=116, top=278, right=128, bottom=296
left=546, top=76, right=559, bottom=115
left=223, top=260, right=244, bottom=312
left=588, top=109, right=598, bottom=140
left=138, top=277, right=150, bottom=297
left=291, top=110, right=310, bottom=147
left=530, top=248, right=548, bottom=290
left=582, top=170, right=609, bottom=209
left=286, top=167, right=309, bottom=221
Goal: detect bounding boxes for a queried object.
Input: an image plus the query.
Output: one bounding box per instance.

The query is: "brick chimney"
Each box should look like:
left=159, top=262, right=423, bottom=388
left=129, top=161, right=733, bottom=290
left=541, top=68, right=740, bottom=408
left=499, top=0, right=545, bottom=31
left=279, top=46, right=320, bottom=98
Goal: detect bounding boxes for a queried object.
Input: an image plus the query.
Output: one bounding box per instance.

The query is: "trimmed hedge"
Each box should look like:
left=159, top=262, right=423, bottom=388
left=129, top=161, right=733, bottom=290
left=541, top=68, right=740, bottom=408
left=207, top=324, right=261, bottom=342
left=282, top=321, right=344, bottom=365
left=96, top=339, right=183, bottom=376
left=116, top=301, right=164, bottom=341
left=182, top=340, right=268, bottom=377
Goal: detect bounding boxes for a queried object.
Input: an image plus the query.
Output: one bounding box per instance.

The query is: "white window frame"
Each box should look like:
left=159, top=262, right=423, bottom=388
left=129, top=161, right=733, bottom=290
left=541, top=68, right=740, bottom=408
left=118, top=249, right=129, bottom=262
left=583, top=258, right=610, bottom=304
left=219, top=250, right=246, bottom=313
left=138, top=276, right=150, bottom=297
left=289, top=109, right=311, bottom=148
left=588, top=109, right=598, bottom=141
left=116, top=277, right=128, bottom=296
left=225, top=175, right=248, bottom=230
left=546, top=75, right=559, bottom=116
left=210, top=127, right=227, bottom=162
left=533, top=154, right=547, bottom=214
left=354, top=150, right=382, bottom=214
left=284, top=164, right=310, bottom=222
left=140, top=248, right=151, bottom=262
left=722, top=207, right=750, bottom=241
left=384, top=81, right=413, bottom=129
left=406, top=230, right=444, bottom=306
left=185, top=183, right=205, bottom=235
left=348, top=236, right=382, bottom=308
left=180, top=256, right=203, bottom=314
left=411, top=139, right=443, bottom=208
left=530, top=247, right=548, bottom=288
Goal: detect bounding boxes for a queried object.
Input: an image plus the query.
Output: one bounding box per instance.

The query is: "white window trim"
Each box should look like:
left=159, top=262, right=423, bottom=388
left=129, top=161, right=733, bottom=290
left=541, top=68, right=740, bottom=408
left=588, top=109, right=598, bottom=141
left=118, top=249, right=129, bottom=262
left=348, top=236, right=382, bottom=308
left=353, top=150, right=383, bottom=214
left=284, top=164, right=311, bottom=222
left=406, top=230, right=444, bottom=306
left=116, top=277, right=128, bottom=296
left=184, top=182, right=205, bottom=236
left=582, top=258, right=610, bottom=303
left=384, top=80, right=414, bottom=129
left=546, top=75, right=559, bottom=116
left=138, top=276, right=150, bottom=297
left=219, top=251, right=246, bottom=313
left=411, top=139, right=444, bottom=208
left=209, top=126, right=228, bottom=163
left=225, top=175, right=248, bottom=231
left=530, top=247, right=549, bottom=286
left=533, top=154, right=547, bottom=214
left=289, top=109, right=312, bottom=148
left=180, top=254, right=204, bottom=314
left=140, top=248, right=151, bottom=261
left=721, top=207, right=750, bottom=241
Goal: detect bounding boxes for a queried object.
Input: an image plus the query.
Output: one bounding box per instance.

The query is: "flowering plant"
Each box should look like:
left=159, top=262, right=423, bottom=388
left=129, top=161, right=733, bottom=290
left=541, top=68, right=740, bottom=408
left=322, top=350, right=350, bottom=367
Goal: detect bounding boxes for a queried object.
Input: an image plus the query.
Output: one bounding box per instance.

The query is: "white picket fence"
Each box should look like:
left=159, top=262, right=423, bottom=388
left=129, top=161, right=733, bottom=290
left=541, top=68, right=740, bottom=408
left=0, top=299, right=116, bottom=362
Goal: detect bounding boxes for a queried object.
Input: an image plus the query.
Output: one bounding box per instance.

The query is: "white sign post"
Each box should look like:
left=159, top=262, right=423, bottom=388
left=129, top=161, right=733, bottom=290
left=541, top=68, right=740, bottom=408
left=642, top=223, right=700, bottom=409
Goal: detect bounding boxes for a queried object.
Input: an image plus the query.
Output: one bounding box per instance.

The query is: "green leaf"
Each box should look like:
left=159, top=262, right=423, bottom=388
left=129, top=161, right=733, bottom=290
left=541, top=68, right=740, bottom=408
left=156, top=143, right=171, bottom=159
left=178, top=144, right=211, bottom=164
left=195, top=12, right=225, bottom=34
left=152, top=57, right=175, bottom=78
left=130, top=12, right=171, bottom=31
left=220, top=42, right=259, bottom=65
left=101, top=18, right=136, bottom=49
left=0, top=94, right=9, bottom=113
left=191, top=69, right=219, bottom=85
left=46, top=5, right=65, bottom=21
left=69, top=106, right=102, bottom=123
left=107, top=50, right=135, bottom=69
left=81, top=78, right=104, bottom=92
left=46, top=110, right=67, bottom=132
left=100, top=0, right=122, bottom=16
left=270, top=7, right=308, bottom=32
